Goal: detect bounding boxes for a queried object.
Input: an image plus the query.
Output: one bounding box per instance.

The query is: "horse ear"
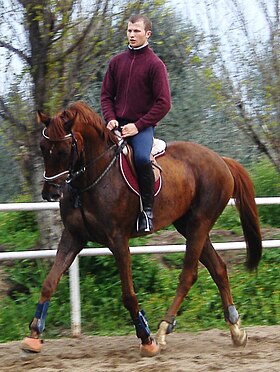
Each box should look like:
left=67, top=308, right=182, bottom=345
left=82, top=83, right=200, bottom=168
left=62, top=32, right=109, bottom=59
left=64, top=118, right=74, bottom=133
left=62, top=110, right=77, bottom=133
left=37, top=110, right=51, bottom=126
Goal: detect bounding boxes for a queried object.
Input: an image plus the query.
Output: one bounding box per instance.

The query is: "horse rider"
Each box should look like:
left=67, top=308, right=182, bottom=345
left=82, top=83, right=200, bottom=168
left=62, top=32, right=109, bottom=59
left=101, top=14, right=171, bottom=234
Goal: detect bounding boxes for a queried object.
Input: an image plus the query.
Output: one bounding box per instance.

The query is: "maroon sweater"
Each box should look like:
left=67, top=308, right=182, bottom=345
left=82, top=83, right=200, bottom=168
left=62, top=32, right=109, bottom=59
left=101, top=45, right=171, bottom=132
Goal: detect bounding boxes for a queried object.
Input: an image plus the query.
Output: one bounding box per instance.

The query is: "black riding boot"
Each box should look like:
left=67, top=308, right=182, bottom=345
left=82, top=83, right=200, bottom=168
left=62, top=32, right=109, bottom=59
left=136, top=162, right=155, bottom=234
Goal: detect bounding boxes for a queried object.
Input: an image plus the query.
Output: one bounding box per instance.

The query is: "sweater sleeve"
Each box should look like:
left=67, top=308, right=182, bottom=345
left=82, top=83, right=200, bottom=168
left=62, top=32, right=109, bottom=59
left=134, top=60, right=171, bottom=132
left=100, top=62, right=117, bottom=124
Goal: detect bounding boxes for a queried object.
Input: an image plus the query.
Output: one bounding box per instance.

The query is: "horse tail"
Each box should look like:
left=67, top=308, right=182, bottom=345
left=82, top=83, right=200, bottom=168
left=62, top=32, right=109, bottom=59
left=223, top=157, right=262, bottom=271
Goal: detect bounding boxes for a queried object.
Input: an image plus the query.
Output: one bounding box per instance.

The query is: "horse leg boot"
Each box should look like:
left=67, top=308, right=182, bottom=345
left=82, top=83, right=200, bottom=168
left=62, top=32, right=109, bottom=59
left=21, top=230, right=84, bottom=353
left=200, top=238, right=247, bottom=347
left=136, top=162, right=154, bottom=234
left=111, top=242, right=159, bottom=357
left=156, top=225, right=209, bottom=348
left=21, top=301, right=50, bottom=352
left=156, top=254, right=200, bottom=348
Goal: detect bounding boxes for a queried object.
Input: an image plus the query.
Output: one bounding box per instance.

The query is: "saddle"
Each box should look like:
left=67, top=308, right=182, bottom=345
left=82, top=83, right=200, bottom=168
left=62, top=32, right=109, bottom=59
left=119, top=137, right=166, bottom=196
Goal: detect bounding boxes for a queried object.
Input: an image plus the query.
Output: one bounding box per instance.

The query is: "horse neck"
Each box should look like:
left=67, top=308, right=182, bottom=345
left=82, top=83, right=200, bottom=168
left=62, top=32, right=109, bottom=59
left=81, top=127, right=117, bottom=178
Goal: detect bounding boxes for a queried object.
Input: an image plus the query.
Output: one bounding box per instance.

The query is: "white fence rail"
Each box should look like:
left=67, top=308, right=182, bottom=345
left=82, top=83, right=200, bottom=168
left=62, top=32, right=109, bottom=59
left=0, top=198, right=279, bottom=336
left=0, top=197, right=280, bottom=212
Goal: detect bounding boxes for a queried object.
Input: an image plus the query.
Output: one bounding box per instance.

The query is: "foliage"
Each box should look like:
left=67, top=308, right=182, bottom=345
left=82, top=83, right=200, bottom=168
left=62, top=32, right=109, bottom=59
left=213, top=157, right=280, bottom=231
left=0, top=246, right=278, bottom=343
left=248, top=157, right=280, bottom=226
left=196, top=0, right=280, bottom=171
left=0, top=194, right=39, bottom=250
left=0, top=157, right=279, bottom=341
left=214, top=207, right=243, bottom=235
left=0, top=138, right=21, bottom=202
left=0, top=0, right=266, bottom=205
left=0, top=185, right=279, bottom=342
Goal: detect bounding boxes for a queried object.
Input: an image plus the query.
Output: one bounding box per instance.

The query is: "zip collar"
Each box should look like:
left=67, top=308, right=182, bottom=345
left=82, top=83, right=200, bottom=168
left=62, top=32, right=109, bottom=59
left=128, top=42, right=149, bottom=50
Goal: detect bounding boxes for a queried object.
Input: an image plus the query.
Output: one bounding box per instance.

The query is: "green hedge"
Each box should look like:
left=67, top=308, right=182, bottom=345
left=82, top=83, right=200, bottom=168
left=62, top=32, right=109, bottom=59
left=0, top=159, right=279, bottom=342
left=0, top=247, right=279, bottom=342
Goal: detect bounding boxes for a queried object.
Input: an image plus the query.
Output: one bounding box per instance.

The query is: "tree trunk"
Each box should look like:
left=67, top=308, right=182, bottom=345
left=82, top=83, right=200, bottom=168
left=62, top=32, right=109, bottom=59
left=29, top=129, right=63, bottom=250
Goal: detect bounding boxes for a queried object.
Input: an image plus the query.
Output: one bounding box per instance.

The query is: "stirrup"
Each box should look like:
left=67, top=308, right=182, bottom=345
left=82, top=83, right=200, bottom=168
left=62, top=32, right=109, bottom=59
left=136, top=210, right=153, bottom=233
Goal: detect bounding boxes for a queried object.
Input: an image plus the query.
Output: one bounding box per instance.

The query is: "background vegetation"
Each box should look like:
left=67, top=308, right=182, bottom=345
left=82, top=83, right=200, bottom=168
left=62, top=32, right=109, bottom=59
left=0, top=159, right=278, bottom=343
left=0, top=0, right=279, bottom=344
left=1, top=0, right=279, bottom=203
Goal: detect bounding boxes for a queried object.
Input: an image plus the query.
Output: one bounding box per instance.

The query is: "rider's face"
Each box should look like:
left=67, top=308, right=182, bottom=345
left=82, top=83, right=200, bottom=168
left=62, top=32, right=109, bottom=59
left=127, top=21, right=151, bottom=48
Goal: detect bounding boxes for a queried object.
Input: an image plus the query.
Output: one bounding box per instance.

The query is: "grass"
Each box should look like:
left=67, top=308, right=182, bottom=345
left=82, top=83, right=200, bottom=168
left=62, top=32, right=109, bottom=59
left=0, top=244, right=278, bottom=343
left=0, top=176, right=279, bottom=343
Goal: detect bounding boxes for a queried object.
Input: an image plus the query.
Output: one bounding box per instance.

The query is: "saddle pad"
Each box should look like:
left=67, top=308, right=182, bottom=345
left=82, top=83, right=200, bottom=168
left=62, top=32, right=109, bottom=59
left=151, top=138, right=166, bottom=157
left=119, top=154, right=162, bottom=196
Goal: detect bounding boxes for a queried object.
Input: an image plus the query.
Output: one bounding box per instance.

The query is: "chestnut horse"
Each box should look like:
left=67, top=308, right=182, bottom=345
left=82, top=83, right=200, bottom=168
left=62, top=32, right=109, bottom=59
left=21, top=101, right=262, bottom=357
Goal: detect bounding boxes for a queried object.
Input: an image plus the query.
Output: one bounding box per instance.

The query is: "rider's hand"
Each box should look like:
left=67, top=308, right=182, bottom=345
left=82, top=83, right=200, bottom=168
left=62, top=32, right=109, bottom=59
left=107, top=120, right=119, bottom=131
left=121, top=123, right=139, bottom=138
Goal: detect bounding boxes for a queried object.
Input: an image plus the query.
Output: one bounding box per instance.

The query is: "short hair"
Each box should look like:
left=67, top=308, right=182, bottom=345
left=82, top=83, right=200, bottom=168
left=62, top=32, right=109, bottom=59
left=128, top=15, right=152, bottom=32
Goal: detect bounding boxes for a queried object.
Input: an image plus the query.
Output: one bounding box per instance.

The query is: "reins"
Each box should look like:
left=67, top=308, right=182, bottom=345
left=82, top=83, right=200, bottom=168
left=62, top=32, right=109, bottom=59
left=66, top=142, right=121, bottom=191
left=67, top=139, right=125, bottom=241
left=42, top=123, right=125, bottom=240
left=78, top=142, right=124, bottom=193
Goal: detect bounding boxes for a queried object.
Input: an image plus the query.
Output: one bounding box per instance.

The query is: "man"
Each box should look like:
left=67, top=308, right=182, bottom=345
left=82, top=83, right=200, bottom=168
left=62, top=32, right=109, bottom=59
left=101, top=14, right=171, bottom=234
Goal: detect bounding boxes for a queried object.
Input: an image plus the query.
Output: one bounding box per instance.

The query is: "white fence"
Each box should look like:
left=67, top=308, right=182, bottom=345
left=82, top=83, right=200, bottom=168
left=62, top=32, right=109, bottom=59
left=0, top=198, right=279, bottom=336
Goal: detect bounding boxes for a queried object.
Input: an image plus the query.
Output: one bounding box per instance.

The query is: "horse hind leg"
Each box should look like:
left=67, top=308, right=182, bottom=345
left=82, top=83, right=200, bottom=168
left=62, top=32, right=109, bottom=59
left=156, top=252, right=199, bottom=348
left=199, top=238, right=247, bottom=347
left=21, top=229, right=84, bottom=353
left=157, top=222, right=208, bottom=348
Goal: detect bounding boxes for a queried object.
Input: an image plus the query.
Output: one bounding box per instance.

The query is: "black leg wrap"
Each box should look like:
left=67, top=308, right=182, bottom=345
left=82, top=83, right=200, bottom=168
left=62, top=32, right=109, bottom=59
left=134, top=310, right=151, bottom=339
left=29, top=301, right=50, bottom=334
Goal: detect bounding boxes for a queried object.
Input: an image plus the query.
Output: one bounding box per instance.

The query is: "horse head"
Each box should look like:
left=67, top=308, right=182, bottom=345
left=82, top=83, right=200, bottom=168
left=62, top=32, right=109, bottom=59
left=38, top=108, right=84, bottom=202
left=38, top=101, right=118, bottom=202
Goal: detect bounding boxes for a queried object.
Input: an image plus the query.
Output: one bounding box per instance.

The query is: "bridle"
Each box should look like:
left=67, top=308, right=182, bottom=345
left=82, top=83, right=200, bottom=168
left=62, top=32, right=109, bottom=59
left=42, top=127, right=78, bottom=182
left=42, top=127, right=124, bottom=191
left=42, top=125, right=125, bottom=238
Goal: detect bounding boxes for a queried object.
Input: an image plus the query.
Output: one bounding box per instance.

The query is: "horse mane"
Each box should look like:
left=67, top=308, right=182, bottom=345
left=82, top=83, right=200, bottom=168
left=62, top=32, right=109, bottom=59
left=69, top=101, right=118, bottom=145
left=48, top=101, right=118, bottom=145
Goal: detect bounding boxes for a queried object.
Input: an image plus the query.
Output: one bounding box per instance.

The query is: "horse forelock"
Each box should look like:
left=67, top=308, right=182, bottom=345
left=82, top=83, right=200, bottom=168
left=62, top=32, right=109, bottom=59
left=46, top=112, right=69, bottom=140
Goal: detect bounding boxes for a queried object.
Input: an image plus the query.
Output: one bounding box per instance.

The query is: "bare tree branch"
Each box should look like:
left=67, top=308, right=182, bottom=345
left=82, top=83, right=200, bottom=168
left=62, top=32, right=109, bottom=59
left=0, top=96, right=27, bottom=132
left=0, top=40, right=31, bottom=65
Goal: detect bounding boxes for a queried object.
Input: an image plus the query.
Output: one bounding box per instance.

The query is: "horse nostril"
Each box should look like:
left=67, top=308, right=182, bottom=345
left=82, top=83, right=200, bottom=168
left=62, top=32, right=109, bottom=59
left=42, top=192, right=61, bottom=202
left=41, top=179, right=65, bottom=202
left=42, top=186, right=62, bottom=202
left=42, top=192, right=49, bottom=201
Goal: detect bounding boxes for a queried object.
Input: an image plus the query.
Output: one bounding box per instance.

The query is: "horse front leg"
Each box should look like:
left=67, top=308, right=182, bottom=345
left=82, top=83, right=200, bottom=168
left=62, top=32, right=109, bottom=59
left=112, top=242, right=160, bottom=357
left=199, top=238, right=247, bottom=347
left=21, top=229, right=84, bottom=353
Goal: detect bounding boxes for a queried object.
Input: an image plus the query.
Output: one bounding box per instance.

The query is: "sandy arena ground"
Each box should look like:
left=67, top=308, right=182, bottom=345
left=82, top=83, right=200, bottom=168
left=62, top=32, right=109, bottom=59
left=0, top=325, right=279, bottom=371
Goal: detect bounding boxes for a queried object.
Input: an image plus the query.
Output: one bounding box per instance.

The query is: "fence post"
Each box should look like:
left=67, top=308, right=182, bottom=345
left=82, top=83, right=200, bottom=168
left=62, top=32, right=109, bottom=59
left=69, top=256, right=81, bottom=337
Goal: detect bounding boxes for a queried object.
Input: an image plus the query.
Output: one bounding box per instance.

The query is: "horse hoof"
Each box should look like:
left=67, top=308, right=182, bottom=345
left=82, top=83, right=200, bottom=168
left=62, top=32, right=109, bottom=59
left=156, top=321, right=169, bottom=349
left=228, top=320, right=247, bottom=347
left=140, top=338, right=160, bottom=357
left=21, top=337, right=43, bottom=353
left=232, top=329, right=248, bottom=347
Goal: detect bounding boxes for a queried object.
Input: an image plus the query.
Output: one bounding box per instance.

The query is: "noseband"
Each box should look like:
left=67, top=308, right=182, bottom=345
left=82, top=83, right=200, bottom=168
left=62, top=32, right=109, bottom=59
left=42, top=127, right=81, bottom=183
left=42, top=127, right=123, bottom=191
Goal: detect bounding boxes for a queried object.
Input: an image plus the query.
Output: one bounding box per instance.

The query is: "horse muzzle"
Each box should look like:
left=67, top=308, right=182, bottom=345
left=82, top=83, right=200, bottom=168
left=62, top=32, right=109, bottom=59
left=42, top=182, right=64, bottom=202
